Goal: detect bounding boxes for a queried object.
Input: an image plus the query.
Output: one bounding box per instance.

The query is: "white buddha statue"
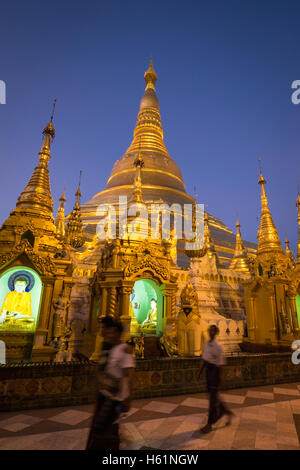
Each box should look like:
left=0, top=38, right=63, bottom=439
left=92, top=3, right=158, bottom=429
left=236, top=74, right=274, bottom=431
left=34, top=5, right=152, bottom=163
left=141, top=298, right=157, bottom=333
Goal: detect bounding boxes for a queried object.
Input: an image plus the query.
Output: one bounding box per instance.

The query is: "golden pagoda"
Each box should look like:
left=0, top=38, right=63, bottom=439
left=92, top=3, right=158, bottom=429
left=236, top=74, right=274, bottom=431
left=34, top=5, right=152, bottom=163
left=80, top=59, right=257, bottom=267
left=230, top=220, right=250, bottom=273
left=2, top=61, right=300, bottom=366
left=257, top=171, right=283, bottom=256
left=55, top=189, right=66, bottom=239
left=0, top=105, right=74, bottom=362
left=242, top=170, right=300, bottom=350
left=66, top=174, right=85, bottom=249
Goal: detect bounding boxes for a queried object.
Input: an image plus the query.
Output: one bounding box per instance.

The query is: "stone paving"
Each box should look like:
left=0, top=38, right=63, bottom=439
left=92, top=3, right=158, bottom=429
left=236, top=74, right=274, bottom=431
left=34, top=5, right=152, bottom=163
left=0, top=382, right=300, bottom=450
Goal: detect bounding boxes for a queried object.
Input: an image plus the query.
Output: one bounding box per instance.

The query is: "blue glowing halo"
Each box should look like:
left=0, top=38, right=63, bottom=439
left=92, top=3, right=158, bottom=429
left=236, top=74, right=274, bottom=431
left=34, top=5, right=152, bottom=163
left=8, top=270, right=35, bottom=292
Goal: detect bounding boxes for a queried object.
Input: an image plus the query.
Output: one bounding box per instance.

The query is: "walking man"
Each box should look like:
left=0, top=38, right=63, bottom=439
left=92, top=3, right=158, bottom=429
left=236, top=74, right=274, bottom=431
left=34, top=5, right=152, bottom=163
left=86, top=316, right=135, bottom=450
left=198, top=324, right=233, bottom=434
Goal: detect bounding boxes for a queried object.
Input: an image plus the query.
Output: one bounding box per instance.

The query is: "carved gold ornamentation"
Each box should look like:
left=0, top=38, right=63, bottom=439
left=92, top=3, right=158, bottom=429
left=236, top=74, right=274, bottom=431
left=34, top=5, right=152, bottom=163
left=124, top=253, right=168, bottom=280
left=0, top=239, right=56, bottom=275
left=180, top=281, right=198, bottom=315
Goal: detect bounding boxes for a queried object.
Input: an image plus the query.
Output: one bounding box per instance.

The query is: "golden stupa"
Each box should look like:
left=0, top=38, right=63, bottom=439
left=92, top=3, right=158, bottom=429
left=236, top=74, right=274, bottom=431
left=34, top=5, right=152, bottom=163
left=80, top=59, right=256, bottom=266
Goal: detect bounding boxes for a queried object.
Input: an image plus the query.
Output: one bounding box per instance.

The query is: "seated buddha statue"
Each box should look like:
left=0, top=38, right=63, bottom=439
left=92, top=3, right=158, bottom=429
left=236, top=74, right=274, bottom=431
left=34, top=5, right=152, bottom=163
left=0, top=278, right=34, bottom=326
left=141, top=299, right=157, bottom=334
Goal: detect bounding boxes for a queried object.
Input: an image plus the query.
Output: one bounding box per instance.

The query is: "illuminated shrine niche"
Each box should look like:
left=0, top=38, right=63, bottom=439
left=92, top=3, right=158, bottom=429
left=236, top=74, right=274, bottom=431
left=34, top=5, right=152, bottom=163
left=0, top=267, right=42, bottom=332
left=130, top=279, right=163, bottom=336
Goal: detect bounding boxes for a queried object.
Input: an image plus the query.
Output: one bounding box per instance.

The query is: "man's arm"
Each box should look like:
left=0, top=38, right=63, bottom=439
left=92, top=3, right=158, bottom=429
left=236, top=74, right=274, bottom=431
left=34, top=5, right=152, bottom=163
left=196, top=359, right=206, bottom=382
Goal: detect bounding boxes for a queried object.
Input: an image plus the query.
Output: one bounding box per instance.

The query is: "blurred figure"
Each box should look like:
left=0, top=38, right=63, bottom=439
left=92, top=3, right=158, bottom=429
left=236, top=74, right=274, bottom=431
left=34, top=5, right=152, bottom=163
left=86, top=316, right=135, bottom=450
left=197, top=324, right=233, bottom=434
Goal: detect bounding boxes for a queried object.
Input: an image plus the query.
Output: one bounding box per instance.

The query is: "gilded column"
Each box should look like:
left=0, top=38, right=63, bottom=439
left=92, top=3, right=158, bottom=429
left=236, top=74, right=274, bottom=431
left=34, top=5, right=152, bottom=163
left=268, top=285, right=280, bottom=342
left=247, top=296, right=256, bottom=342
left=108, top=287, right=117, bottom=317
left=100, top=286, right=108, bottom=317
left=120, top=285, right=132, bottom=342
left=34, top=280, right=54, bottom=347
left=287, top=294, right=300, bottom=333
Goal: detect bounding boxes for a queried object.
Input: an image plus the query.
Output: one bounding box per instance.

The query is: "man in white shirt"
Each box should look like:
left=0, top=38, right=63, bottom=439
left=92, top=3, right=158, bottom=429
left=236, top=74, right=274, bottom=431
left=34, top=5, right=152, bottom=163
left=198, top=324, right=233, bottom=434
left=86, top=316, right=135, bottom=450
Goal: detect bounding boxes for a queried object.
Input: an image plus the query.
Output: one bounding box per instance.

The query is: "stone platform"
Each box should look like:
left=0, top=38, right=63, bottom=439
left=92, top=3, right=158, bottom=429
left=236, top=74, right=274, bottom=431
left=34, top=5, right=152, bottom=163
left=0, top=353, right=299, bottom=411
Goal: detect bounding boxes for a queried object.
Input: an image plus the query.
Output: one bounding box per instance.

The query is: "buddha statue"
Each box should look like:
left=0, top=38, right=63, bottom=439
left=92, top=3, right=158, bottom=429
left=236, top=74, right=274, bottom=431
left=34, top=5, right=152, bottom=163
left=0, top=277, right=34, bottom=326
left=141, top=298, right=157, bottom=334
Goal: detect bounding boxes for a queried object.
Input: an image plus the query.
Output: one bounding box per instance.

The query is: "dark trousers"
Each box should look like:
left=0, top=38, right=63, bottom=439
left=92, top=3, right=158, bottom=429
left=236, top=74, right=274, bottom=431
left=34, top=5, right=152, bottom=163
left=86, top=392, right=120, bottom=450
left=206, top=362, right=230, bottom=425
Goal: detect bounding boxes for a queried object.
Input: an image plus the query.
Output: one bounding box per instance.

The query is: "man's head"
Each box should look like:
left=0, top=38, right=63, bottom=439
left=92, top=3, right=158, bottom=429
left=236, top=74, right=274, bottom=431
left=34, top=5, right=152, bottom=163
left=100, top=316, right=123, bottom=345
left=208, top=324, right=219, bottom=340
left=150, top=299, right=157, bottom=309
left=14, top=278, right=28, bottom=293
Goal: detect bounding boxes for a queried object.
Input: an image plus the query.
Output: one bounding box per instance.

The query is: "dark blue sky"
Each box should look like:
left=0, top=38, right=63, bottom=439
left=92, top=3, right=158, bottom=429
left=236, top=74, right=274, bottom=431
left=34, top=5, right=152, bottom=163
left=1, top=0, right=300, bottom=252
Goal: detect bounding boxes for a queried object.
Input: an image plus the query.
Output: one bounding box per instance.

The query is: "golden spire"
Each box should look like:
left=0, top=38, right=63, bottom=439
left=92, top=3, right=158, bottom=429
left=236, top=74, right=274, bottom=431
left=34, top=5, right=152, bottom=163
left=296, top=191, right=300, bottom=261
left=230, top=219, right=249, bottom=272
left=203, top=211, right=217, bottom=258
left=257, top=170, right=282, bottom=255
left=16, top=100, right=57, bottom=215
left=144, top=57, right=157, bottom=91
left=285, top=236, right=296, bottom=265
left=55, top=188, right=66, bottom=239
left=126, top=57, right=169, bottom=157
left=130, top=144, right=145, bottom=204
left=66, top=172, right=85, bottom=248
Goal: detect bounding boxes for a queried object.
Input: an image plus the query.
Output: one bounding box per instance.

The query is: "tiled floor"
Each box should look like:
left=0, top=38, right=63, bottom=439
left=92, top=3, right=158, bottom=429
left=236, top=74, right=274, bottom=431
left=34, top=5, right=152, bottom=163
left=1, top=382, right=300, bottom=450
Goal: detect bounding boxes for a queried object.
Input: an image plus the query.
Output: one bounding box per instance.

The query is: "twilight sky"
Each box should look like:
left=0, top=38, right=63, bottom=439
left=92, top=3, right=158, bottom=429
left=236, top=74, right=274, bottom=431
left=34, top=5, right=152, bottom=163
left=0, top=0, right=299, bottom=252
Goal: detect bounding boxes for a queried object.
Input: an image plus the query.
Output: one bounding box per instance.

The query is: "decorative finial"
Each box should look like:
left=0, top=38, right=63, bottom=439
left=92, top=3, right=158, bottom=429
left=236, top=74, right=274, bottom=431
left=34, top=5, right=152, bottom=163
left=75, top=171, right=82, bottom=203
left=258, top=157, right=262, bottom=172
left=50, top=98, right=57, bottom=123
left=230, top=219, right=249, bottom=272
left=258, top=157, right=266, bottom=184
left=59, top=185, right=66, bottom=202
left=42, top=100, right=56, bottom=144
left=144, top=57, right=157, bottom=90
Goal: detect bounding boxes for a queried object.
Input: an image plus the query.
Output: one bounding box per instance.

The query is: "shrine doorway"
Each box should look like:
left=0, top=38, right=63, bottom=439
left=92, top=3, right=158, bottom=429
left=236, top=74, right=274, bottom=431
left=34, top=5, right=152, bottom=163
left=129, top=278, right=163, bottom=336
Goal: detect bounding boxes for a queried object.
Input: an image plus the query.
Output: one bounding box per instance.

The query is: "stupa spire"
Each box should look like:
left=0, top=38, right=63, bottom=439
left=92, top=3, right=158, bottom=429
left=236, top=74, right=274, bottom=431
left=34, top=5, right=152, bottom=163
left=130, top=144, right=145, bottom=204
left=55, top=187, right=66, bottom=239
left=16, top=100, right=57, bottom=215
left=285, top=236, right=296, bottom=265
left=257, top=170, right=282, bottom=255
left=203, top=212, right=217, bottom=256
left=144, top=57, right=157, bottom=91
left=126, top=58, right=169, bottom=157
left=230, top=219, right=249, bottom=272
left=66, top=172, right=85, bottom=248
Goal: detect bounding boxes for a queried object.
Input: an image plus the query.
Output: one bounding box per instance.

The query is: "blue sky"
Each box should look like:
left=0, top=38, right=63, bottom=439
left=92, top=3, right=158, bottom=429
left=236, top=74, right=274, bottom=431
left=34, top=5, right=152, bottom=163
left=0, top=0, right=299, bottom=251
